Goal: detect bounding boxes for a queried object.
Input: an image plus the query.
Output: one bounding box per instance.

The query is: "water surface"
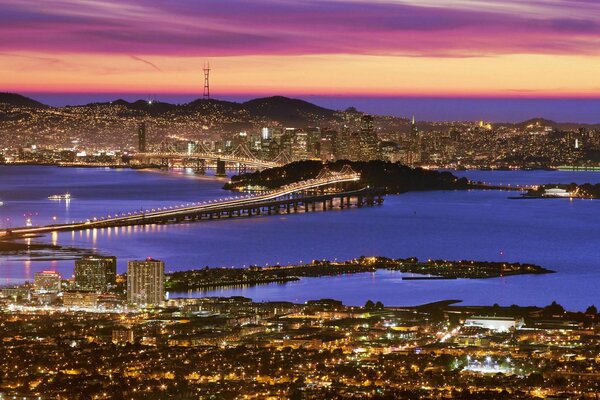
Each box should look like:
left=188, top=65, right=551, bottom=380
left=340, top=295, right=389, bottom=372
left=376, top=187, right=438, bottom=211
left=1, top=166, right=599, bottom=310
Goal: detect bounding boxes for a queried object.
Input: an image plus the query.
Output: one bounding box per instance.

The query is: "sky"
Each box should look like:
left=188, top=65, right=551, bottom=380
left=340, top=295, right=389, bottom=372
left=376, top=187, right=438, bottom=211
left=2, top=0, right=600, bottom=119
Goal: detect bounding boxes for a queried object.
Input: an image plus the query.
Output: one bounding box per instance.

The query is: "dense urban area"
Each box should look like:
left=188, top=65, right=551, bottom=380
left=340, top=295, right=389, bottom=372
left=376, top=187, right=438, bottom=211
left=2, top=93, right=600, bottom=399
left=0, top=255, right=598, bottom=399
left=2, top=93, right=600, bottom=169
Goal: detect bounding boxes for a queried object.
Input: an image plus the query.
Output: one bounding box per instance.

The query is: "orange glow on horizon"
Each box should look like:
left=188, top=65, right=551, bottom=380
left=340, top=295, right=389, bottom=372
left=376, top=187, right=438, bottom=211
left=3, top=53, right=600, bottom=99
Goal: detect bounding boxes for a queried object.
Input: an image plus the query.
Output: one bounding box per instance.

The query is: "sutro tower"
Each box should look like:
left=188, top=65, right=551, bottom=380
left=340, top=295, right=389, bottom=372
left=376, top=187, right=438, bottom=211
left=203, top=61, right=210, bottom=100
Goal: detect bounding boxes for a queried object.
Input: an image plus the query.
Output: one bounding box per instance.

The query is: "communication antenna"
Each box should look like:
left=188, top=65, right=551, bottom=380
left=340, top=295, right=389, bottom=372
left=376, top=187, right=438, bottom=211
left=203, top=61, right=210, bottom=100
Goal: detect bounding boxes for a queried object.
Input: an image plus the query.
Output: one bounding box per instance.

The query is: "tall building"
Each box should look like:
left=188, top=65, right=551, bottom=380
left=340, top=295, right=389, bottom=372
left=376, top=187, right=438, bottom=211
left=138, top=122, right=146, bottom=152
left=360, top=114, right=374, bottom=133
left=34, top=270, right=61, bottom=293
left=127, top=258, right=164, bottom=306
left=291, top=130, right=309, bottom=161
left=74, top=255, right=117, bottom=293
left=319, top=130, right=337, bottom=161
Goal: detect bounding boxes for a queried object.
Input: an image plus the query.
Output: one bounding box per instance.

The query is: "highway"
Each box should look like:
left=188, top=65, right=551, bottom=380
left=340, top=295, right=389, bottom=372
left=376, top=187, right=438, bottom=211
left=132, top=151, right=281, bottom=170
left=0, top=172, right=360, bottom=237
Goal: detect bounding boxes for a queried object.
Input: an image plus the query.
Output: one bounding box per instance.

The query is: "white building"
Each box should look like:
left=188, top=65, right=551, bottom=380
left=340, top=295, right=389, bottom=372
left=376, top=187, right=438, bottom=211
left=464, top=316, right=524, bottom=332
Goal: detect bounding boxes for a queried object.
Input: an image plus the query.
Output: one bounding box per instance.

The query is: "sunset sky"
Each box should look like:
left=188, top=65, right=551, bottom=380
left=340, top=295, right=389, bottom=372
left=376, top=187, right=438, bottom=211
left=2, top=0, right=600, bottom=101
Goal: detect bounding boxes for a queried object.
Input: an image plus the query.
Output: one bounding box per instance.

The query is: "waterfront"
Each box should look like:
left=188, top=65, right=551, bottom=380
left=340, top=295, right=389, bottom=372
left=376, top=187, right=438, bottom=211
left=1, top=166, right=600, bottom=309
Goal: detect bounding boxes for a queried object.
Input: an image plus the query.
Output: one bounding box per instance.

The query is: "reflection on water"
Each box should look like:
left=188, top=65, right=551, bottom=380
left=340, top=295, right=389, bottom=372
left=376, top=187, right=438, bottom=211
left=1, top=166, right=600, bottom=309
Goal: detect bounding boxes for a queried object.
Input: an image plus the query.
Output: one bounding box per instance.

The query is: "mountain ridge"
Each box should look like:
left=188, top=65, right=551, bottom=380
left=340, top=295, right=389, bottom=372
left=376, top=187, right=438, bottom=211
left=1, top=92, right=599, bottom=127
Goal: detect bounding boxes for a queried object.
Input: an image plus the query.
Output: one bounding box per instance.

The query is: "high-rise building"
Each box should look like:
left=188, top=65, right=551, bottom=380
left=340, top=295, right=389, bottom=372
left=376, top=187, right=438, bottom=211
left=138, top=122, right=146, bottom=152
left=74, top=255, right=117, bottom=293
left=127, top=258, right=164, bottom=306
left=360, top=114, right=374, bottom=133
left=34, top=270, right=61, bottom=293
left=291, top=130, right=308, bottom=161
left=319, top=130, right=337, bottom=161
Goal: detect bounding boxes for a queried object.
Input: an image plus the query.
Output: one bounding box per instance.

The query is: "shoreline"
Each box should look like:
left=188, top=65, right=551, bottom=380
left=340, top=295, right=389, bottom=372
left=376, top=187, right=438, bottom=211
left=166, top=256, right=555, bottom=291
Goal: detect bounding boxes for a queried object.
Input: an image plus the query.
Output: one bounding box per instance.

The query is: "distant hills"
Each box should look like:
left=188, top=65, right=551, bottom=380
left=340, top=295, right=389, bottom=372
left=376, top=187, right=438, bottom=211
left=0, top=93, right=47, bottom=109
left=0, top=93, right=337, bottom=126
left=0, top=92, right=598, bottom=128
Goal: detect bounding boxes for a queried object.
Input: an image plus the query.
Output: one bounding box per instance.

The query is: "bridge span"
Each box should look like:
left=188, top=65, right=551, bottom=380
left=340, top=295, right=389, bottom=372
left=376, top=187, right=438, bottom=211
left=131, top=143, right=287, bottom=172
left=1, top=167, right=373, bottom=237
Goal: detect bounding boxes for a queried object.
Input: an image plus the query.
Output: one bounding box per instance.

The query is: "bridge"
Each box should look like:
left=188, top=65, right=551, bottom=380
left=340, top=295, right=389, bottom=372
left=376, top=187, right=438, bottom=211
left=0, top=166, right=378, bottom=237
left=131, top=143, right=289, bottom=173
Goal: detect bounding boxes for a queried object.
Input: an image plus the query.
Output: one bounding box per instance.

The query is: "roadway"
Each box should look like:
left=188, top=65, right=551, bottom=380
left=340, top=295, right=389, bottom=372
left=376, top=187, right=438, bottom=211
left=132, top=152, right=281, bottom=170
left=1, top=173, right=360, bottom=237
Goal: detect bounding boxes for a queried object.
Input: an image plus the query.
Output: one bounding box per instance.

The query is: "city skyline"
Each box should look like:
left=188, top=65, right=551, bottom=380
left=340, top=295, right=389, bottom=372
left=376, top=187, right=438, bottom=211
left=2, top=0, right=600, bottom=101
left=2, top=2, right=600, bottom=399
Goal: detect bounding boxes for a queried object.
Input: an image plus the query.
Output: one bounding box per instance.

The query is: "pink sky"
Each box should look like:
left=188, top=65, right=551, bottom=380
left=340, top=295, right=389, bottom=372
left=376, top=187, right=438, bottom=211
left=2, top=0, right=600, bottom=97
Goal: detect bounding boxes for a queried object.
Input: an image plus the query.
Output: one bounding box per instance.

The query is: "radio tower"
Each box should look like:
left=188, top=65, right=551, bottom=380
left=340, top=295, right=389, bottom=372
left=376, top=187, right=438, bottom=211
left=203, top=61, right=210, bottom=100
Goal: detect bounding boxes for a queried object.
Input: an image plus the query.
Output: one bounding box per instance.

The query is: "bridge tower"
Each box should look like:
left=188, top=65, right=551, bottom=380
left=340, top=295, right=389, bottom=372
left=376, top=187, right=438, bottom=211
left=203, top=61, right=210, bottom=100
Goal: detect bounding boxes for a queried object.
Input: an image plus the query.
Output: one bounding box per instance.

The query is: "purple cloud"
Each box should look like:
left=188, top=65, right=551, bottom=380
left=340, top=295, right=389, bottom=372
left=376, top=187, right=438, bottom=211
left=1, top=0, right=599, bottom=57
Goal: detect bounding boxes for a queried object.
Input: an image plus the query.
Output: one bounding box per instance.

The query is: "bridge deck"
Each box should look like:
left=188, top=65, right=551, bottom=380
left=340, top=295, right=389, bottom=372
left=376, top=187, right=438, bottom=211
left=1, top=173, right=365, bottom=237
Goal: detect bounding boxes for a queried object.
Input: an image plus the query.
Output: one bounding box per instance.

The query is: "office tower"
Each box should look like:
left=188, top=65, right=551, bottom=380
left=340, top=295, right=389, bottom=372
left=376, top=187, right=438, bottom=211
left=360, top=114, right=374, bottom=133
left=74, top=255, right=117, bottom=292
left=138, top=122, right=146, bottom=152
left=319, top=130, right=337, bottom=161
left=34, top=270, right=61, bottom=293
left=291, top=130, right=308, bottom=161
left=127, top=258, right=164, bottom=306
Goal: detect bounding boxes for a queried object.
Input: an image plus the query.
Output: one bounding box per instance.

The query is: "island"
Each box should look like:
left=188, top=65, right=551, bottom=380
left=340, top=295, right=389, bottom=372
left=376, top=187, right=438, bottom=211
left=223, top=160, right=472, bottom=194
left=166, top=256, right=554, bottom=291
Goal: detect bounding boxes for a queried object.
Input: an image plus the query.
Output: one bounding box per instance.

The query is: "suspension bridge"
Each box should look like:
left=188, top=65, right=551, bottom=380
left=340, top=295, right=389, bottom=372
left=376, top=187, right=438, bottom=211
left=0, top=166, right=383, bottom=238
left=131, top=142, right=290, bottom=172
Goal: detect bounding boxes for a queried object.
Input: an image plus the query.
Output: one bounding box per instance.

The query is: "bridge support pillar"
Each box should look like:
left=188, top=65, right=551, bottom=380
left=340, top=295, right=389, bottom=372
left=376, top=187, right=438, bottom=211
left=216, top=159, right=227, bottom=177
left=195, top=159, right=206, bottom=175
left=340, top=196, right=344, bottom=209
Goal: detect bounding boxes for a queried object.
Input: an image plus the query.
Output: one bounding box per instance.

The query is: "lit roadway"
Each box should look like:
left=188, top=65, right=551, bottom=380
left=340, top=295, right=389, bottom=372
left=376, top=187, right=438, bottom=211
left=132, top=152, right=282, bottom=170
left=0, top=173, right=360, bottom=237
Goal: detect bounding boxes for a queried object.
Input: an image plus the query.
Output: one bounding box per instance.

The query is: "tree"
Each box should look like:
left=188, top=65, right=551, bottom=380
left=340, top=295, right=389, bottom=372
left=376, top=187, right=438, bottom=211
left=585, top=305, right=598, bottom=315
left=365, top=300, right=375, bottom=310
left=544, top=300, right=564, bottom=316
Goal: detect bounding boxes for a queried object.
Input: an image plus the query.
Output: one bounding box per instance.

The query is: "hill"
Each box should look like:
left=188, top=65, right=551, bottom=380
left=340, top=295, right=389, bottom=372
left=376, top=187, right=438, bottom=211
left=242, top=96, right=336, bottom=125
left=67, top=95, right=337, bottom=126
left=0, top=93, right=47, bottom=108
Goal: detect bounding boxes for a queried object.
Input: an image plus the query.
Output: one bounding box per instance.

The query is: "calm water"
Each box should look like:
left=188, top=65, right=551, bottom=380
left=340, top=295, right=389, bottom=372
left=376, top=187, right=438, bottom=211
left=1, top=166, right=599, bottom=310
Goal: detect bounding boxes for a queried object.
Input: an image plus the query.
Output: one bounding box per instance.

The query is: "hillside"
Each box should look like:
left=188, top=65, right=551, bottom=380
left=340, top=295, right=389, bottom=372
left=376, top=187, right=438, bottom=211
left=0, top=93, right=47, bottom=108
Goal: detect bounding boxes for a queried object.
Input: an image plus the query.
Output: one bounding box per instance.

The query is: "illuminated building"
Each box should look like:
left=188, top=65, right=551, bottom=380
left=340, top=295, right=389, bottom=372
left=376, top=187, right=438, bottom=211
left=138, top=122, right=146, bottom=152
left=127, top=258, right=165, bottom=306
left=464, top=316, right=524, bottom=332
left=63, top=290, right=98, bottom=308
left=74, top=255, right=117, bottom=293
left=112, top=329, right=135, bottom=345
left=34, top=270, right=61, bottom=293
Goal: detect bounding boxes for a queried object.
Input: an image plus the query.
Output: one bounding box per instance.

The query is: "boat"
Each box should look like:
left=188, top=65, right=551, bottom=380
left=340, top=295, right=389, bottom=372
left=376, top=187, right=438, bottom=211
left=48, top=193, right=71, bottom=200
